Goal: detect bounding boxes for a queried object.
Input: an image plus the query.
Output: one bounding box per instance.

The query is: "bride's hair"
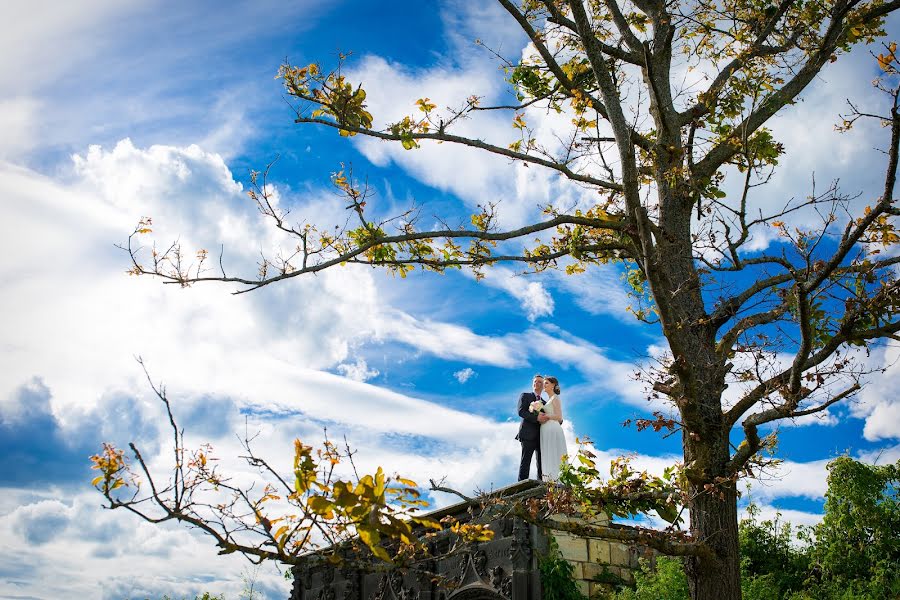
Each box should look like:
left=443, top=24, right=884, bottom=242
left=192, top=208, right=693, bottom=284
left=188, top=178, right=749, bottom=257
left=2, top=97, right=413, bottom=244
left=544, top=376, right=560, bottom=395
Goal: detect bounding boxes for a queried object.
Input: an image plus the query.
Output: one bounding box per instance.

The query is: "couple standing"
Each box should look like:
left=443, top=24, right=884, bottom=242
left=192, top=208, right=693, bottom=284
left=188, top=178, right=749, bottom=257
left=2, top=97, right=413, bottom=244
left=516, top=374, right=568, bottom=481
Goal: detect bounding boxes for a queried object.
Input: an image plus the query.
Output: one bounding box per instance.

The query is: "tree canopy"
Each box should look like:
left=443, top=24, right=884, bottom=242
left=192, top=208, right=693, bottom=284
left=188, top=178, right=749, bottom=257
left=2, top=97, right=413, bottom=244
left=108, top=1, right=900, bottom=599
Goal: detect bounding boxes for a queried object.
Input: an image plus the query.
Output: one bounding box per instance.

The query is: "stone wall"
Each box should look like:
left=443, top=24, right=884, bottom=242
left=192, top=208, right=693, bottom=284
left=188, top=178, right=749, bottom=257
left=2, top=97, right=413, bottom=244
left=549, top=514, right=654, bottom=597
left=289, top=481, right=655, bottom=600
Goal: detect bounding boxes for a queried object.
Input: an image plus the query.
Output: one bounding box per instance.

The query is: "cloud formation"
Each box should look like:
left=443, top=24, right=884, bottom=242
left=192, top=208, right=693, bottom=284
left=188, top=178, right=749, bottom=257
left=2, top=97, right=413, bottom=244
left=454, top=367, right=477, bottom=383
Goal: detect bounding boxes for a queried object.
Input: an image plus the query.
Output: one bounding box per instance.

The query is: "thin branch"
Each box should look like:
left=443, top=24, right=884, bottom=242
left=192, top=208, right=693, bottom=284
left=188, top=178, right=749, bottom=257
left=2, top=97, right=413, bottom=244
left=293, top=117, right=622, bottom=191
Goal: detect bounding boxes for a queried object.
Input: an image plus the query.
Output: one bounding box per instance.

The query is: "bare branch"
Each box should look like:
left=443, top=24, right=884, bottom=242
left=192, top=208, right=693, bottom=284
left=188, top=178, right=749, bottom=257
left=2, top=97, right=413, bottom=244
left=727, top=383, right=861, bottom=473
left=293, top=117, right=622, bottom=191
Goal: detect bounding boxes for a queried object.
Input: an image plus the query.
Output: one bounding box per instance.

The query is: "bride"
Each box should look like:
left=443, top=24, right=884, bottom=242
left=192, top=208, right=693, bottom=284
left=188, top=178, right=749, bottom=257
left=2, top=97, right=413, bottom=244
left=539, top=376, right=568, bottom=480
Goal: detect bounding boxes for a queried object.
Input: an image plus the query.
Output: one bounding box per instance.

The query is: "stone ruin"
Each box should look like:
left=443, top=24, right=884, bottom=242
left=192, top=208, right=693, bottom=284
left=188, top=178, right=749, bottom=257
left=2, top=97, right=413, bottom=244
left=289, top=479, right=656, bottom=600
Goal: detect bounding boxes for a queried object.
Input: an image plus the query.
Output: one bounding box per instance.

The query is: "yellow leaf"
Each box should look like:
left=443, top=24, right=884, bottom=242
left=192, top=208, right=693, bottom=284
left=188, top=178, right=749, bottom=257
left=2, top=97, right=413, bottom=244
left=358, top=527, right=380, bottom=550
left=308, top=495, right=335, bottom=519
left=411, top=517, right=442, bottom=530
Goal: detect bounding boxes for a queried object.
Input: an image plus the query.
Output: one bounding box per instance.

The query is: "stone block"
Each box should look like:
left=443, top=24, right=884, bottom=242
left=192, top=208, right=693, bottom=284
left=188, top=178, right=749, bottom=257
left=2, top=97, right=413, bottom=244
left=588, top=539, right=611, bottom=564
left=581, top=561, right=605, bottom=580
left=567, top=561, right=584, bottom=579
left=554, top=533, right=588, bottom=562
left=583, top=512, right=610, bottom=527
left=576, top=579, right=590, bottom=597
left=609, top=542, right=631, bottom=567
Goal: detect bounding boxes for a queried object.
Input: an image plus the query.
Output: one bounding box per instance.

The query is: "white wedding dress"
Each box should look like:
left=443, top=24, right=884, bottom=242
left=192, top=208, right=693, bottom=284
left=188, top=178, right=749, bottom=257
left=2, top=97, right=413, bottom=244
left=540, top=395, right=568, bottom=480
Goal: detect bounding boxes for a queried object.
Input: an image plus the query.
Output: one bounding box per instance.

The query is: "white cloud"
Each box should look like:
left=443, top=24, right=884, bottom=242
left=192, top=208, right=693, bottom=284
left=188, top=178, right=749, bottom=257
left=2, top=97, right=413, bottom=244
left=855, top=345, right=900, bottom=441
left=0, top=488, right=286, bottom=599
left=0, top=96, right=40, bottom=159
left=0, top=0, right=328, bottom=164
left=476, top=265, right=555, bottom=321
left=336, top=358, right=380, bottom=382
left=454, top=367, right=476, bottom=383
left=523, top=326, right=654, bottom=410
left=738, top=504, right=824, bottom=529
left=739, top=458, right=831, bottom=503
left=0, top=141, right=535, bottom=413
left=348, top=52, right=599, bottom=230
left=0, top=0, right=138, bottom=91
left=550, top=265, right=634, bottom=322
left=855, top=443, right=900, bottom=464
left=376, top=310, right=525, bottom=367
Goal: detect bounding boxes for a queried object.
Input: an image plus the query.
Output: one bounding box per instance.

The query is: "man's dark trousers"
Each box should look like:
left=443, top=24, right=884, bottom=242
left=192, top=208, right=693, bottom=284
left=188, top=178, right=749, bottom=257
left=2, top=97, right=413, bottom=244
left=516, top=392, right=542, bottom=481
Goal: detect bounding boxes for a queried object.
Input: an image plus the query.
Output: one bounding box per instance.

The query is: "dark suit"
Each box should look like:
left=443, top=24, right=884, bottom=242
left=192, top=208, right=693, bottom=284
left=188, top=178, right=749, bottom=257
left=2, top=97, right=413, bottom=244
left=516, top=392, right=543, bottom=481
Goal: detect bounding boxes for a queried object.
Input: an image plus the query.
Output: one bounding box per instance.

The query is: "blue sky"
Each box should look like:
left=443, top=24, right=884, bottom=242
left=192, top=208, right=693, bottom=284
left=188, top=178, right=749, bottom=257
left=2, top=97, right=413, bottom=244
left=1, top=1, right=899, bottom=599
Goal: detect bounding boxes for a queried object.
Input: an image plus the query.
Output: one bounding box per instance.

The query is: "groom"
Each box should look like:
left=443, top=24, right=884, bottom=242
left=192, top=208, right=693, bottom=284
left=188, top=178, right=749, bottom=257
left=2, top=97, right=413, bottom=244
left=516, top=374, right=549, bottom=481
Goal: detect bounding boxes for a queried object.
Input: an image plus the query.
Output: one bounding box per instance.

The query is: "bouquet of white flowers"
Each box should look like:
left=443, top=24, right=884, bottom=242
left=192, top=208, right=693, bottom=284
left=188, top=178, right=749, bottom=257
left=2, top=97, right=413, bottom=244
left=529, top=399, right=545, bottom=414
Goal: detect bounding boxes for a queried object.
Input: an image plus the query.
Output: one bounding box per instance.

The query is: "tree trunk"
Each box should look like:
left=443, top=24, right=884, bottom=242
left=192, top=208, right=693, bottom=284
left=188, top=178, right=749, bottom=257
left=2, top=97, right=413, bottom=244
left=647, top=191, right=742, bottom=599
left=685, top=479, right=742, bottom=600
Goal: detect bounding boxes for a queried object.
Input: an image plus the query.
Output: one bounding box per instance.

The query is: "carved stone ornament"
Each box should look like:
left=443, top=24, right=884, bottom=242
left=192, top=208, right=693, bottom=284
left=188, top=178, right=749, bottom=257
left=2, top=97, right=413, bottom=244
left=488, top=566, right=512, bottom=599
left=341, top=566, right=359, bottom=600
left=508, top=519, right=531, bottom=565
left=489, top=566, right=503, bottom=589
left=316, top=587, right=336, bottom=600
left=372, top=571, right=418, bottom=600
left=456, top=548, right=489, bottom=587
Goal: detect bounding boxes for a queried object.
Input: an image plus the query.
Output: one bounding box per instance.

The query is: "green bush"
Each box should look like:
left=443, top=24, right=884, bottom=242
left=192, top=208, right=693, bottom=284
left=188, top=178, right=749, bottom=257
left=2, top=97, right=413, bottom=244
left=540, top=538, right=588, bottom=600
left=601, top=457, right=899, bottom=600
left=810, top=457, right=900, bottom=600
left=606, top=557, right=688, bottom=600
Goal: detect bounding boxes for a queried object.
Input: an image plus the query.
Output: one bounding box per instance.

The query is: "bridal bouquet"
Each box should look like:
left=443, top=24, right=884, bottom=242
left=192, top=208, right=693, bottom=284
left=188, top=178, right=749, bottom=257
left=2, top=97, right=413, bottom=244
left=529, top=399, right=545, bottom=413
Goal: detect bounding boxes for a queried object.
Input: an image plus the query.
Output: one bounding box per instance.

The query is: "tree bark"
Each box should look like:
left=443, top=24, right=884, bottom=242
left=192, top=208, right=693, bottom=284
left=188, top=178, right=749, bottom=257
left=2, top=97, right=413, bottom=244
left=685, top=478, right=742, bottom=600
left=648, top=186, right=742, bottom=598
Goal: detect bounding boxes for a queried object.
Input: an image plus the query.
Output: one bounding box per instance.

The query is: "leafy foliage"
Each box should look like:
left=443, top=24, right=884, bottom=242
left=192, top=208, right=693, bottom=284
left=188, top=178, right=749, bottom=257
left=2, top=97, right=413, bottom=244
left=89, top=362, right=492, bottom=567
left=116, top=1, right=900, bottom=597
left=538, top=537, right=588, bottom=600
left=738, top=503, right=811, bottom=594
left=811, top=457, right=900, bottom=599
left=606, top=557, right=690, bottom=600
left=559, top=439, right=684, bottom=526
left=600, top=457, right=900, bottom=600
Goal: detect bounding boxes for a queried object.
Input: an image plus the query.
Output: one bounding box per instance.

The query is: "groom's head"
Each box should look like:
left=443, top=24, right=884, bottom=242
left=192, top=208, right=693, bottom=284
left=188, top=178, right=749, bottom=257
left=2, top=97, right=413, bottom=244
left=532, top=374, right=544, bottom=395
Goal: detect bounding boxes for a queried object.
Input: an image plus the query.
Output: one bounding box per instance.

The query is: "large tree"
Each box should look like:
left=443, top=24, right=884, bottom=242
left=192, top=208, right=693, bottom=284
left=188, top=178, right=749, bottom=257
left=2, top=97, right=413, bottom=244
left=117, top=1, right=900, bottom=598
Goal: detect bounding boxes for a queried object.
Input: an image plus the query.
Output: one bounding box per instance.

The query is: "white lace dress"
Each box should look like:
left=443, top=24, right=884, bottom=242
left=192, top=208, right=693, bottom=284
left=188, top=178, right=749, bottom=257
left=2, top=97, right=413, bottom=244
left=540, top=395, right=568, bottom=480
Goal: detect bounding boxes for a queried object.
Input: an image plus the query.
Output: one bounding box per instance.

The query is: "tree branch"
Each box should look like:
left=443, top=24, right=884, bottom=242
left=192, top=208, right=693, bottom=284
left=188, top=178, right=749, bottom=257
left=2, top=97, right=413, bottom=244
left=128, top=214, right=628, bottom=293
left=727, top=383, right=860, bottom=473
left=693, top=0, right=866, bottom=180
left=293, top=117, right=622, bottom=191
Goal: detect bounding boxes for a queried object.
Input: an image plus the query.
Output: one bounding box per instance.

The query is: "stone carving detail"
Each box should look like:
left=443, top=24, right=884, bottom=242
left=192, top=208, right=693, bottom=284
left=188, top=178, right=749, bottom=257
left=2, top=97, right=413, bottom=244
left=291, top=482, right=651, bottom=600
left=456, top=556, right=467, bottom=584
left=472, top=548, right=488, bottom=577
left=489, top=566, right=503, bottom=589
left=456, top=547, right=489, bottom=586
left=341, top=566, right=359, bottom=600
left=489, top=565, right=512, bottom=599
left=372, top=571, right=418, bottom=600
left=500, top=576, right=512, bottom=599
left=316, top=587, right=336, bottom=600
left=397, top=587, right=419, bottom=600
left=508, top=519, right=531, bottom=565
